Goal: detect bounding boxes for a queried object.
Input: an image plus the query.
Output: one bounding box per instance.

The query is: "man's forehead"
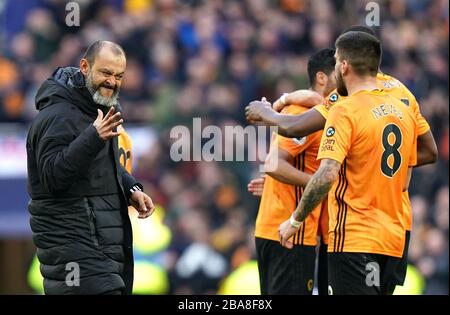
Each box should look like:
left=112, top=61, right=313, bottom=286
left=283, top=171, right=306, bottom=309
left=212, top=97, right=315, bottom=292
left=92, top=47, right=126, bottom=70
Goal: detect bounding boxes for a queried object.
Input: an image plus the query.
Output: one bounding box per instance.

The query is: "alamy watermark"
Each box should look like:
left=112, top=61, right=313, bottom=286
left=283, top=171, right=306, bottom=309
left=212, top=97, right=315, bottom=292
left=65, top=2, right=80, bottom=27
left=66, top=1, right=380, bottom=28
left=170, top=118, right=279, bottom=172
left=365, top=2, right=380, bottom=27
left=65, top=262, right=80, bottom=287
left=365, top=261, right=380, bottom=287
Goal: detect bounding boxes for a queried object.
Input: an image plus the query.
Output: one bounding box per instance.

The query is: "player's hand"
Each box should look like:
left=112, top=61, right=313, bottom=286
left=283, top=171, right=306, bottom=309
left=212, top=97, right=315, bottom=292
left=247, top=176, right=266, bottom=197
left=93, top=106, right=123, bottom=141
left=245, top=97, right=273, bottom=124
left=130, top=191, right=156, bottom=219
left=273, top=90, right=324, bottom=112
left=273, top=95, right=287, bottom=112
left=278, top=219, right=299, bottom=249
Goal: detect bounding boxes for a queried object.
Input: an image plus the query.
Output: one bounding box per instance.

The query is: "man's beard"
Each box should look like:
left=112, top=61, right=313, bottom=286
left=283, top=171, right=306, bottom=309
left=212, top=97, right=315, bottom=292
left=86, top=72, right=120, bottom=107
left=336, top=70, right=348, bottom=96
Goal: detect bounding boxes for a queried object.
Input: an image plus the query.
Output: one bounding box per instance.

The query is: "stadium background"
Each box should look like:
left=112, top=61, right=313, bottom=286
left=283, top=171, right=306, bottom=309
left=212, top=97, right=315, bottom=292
left=0, top=0, right=447, bottom=294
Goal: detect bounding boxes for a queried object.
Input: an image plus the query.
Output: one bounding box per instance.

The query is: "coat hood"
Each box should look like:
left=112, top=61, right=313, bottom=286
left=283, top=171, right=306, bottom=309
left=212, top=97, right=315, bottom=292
left=35, top=67, right=123, bottom=118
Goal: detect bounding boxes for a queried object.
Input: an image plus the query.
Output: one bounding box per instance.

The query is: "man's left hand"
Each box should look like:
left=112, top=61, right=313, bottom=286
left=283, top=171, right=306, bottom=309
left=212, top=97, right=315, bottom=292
left=278, top=219, right=299, bottom=249
left=130, top=191, right=155, bottom=219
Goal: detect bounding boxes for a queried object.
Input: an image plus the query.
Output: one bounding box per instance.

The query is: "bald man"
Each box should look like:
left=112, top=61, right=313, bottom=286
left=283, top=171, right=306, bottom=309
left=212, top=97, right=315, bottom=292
left=27, top=41, right=155, bottom=295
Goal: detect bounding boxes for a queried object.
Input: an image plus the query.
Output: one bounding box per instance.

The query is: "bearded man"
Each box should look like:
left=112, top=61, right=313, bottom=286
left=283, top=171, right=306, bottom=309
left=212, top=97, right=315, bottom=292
left=26, top=40, right=155, bottom=295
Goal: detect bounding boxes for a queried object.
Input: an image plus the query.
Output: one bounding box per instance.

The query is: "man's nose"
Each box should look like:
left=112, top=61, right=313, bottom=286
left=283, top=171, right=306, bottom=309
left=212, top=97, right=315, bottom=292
left=105, top=76, right=116, bottom=87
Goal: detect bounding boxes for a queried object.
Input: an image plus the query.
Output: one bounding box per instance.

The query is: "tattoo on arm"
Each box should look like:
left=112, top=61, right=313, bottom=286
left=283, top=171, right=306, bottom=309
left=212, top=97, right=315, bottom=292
left=293, top=159, right=341, bottom=222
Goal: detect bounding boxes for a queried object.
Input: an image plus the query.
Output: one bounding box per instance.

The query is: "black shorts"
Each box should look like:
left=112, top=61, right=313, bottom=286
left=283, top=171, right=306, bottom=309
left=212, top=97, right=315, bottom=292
left=255, top=237, right=316, bottom=295
left=328, top=252, right=402, bottom=295
left=392, top=230, right=411, bottom=286
left=317, top=242, right=328, bottom=295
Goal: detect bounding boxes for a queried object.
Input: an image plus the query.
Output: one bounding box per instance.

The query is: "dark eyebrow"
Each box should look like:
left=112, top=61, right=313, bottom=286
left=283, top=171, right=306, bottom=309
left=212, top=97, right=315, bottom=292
left=98, top=68, right=125, bottom=76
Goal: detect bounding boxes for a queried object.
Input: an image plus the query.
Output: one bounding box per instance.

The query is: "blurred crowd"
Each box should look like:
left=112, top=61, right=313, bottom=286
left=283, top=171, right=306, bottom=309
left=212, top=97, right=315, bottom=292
left=0, top=0, right=448, bottom=294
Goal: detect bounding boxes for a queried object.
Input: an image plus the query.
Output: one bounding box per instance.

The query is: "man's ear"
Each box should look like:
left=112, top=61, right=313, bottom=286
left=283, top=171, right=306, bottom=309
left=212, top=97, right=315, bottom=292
left=80, top=58, right=89, bottom=76
left=341, top=60, right=349, bottom=75
left=315, top=71, right=326, bottom=86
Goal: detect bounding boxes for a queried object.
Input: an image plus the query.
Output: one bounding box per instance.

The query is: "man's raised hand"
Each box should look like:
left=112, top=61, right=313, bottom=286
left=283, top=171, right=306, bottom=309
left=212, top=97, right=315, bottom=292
left=93, top=106, right=123, bottom=141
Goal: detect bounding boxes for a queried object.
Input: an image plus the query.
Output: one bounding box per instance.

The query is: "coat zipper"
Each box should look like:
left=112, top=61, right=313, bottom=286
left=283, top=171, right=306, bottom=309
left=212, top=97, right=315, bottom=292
left=87, top=206, right=99, bottom=247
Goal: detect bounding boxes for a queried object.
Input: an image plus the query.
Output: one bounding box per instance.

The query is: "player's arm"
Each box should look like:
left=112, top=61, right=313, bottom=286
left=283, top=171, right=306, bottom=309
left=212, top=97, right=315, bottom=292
left=245, top=101, right=326, bottom=138
left=416, top=130, right=438, bottom=166
left=279, top=158, right=340, bottom=248
left=264, top=146, right=311, bottom=187
left=294, top=159, right=340, bottom=222
left=272, top=90, right=324, bottom=112
left=407, top=92, right=438, bottom=166
left=403, top=167, right=412, bottom=192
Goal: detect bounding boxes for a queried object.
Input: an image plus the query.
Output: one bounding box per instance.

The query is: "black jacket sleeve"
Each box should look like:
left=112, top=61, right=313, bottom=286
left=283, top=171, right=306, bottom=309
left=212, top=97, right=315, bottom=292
left=119, top=165, right=143, bottom=202
left=36, top=117, right=106, bottom=193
